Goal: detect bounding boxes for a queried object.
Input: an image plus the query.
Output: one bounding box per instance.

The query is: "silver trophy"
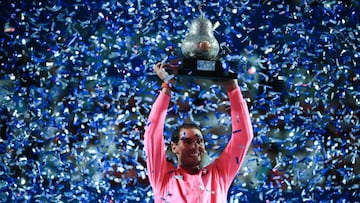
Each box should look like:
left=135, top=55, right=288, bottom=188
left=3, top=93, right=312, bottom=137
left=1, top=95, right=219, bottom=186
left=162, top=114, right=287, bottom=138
left=178, top=14, right=237, bottom=80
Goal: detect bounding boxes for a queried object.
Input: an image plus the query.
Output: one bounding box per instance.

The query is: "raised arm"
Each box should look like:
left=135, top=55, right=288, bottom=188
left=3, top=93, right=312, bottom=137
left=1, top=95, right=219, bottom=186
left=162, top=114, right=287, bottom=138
left=214, top=80, right=254, bottom=187
left=144, top=62, right=175, bottom=189
left=144, top=90, right=171, bottom=187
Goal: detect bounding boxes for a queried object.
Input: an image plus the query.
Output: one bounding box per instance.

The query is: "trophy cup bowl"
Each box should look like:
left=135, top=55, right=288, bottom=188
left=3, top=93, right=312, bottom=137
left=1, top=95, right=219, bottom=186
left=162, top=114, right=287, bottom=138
left=178, top=14, right=237, bottom=80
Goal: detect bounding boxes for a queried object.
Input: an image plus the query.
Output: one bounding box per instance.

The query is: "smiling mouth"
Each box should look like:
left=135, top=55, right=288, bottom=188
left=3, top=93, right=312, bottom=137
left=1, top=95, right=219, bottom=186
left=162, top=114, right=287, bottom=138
left=189, top=152, right=201, bottom=157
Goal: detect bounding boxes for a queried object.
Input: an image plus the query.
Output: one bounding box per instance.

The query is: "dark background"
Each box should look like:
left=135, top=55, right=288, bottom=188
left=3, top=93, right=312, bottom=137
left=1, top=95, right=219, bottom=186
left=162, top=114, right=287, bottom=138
left=0, top=0, right=359, bottom=202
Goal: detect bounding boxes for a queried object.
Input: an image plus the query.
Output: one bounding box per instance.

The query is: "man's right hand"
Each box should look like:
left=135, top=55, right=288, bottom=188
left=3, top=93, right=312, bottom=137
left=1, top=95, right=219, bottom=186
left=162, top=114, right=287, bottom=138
left=153, top=62, right=175, bottom=83
left=153, top=62, right=176, bottom=95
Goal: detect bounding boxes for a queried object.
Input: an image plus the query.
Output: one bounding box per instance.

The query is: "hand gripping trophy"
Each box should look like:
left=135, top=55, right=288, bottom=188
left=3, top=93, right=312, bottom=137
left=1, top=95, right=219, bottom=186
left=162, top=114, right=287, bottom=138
left=178, top=12, right=237, bottom=80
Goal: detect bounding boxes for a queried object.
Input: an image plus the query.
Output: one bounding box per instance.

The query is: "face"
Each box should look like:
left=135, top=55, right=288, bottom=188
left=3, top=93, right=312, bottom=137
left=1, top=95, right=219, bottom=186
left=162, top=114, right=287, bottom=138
left=171, top=127, right=205, bottom=169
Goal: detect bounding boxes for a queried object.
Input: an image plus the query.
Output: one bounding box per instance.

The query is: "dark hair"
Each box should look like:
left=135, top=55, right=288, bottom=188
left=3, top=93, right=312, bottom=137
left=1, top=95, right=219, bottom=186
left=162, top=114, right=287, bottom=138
left=171, top=123, right=203, bottom=144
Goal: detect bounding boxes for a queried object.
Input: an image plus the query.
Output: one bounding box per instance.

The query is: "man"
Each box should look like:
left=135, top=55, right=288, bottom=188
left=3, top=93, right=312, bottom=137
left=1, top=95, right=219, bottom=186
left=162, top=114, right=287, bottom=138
left=144, top=62, right=253, bottom=202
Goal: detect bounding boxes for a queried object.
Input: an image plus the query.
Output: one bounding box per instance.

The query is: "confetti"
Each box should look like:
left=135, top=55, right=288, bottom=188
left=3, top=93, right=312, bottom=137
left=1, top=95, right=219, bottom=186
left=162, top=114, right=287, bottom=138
left=0, top=0, right=359, bottom=202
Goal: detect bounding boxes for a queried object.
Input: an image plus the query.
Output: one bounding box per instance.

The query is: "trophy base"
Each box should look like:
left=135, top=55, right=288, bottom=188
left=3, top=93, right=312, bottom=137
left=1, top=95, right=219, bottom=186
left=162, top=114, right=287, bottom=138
left=177, top=58, right=237, bottom=80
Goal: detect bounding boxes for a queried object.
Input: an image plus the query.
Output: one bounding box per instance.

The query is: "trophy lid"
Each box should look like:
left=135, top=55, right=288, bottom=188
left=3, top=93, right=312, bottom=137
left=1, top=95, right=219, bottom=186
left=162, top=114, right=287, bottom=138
left=189, top=14, right=215, bottom=36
